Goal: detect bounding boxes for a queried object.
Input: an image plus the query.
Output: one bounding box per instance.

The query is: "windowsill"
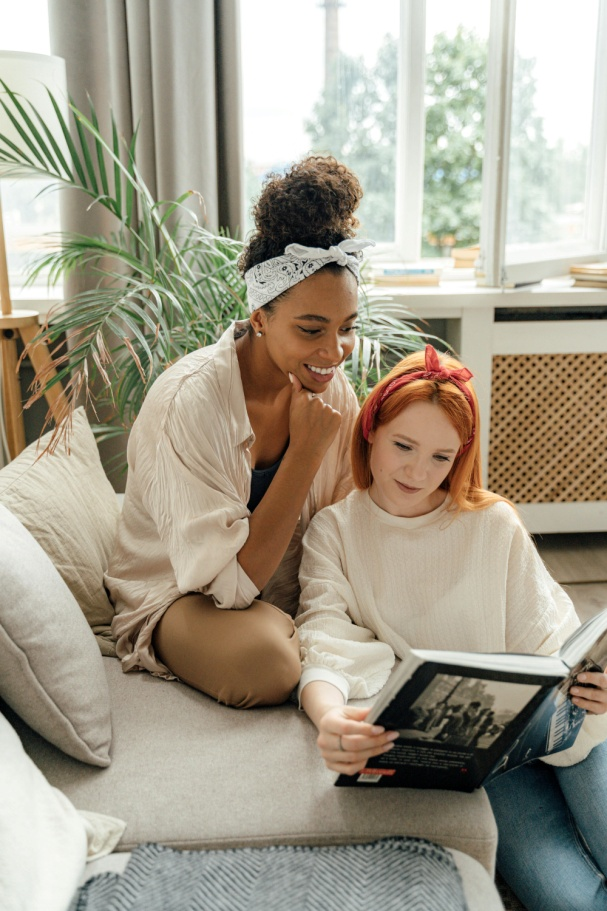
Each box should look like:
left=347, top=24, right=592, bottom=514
left=11, top=276, right=607, bottom=323
left=365, top=275, right=607, bottom=313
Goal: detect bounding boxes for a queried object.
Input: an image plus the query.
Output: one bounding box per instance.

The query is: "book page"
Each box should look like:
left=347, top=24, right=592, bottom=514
left=560, top=611, right=607, bottom=670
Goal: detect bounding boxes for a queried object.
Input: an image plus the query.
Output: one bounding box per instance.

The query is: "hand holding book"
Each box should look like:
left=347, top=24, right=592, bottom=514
left=569, top=668, right=607, bottom=712
left=317, top=705, right=399, bottom=776
left=300, top=680, right=399, bottom=776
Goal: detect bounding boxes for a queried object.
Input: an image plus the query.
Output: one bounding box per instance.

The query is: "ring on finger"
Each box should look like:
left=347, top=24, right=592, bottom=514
left=338, top=735, right=345, bottom=752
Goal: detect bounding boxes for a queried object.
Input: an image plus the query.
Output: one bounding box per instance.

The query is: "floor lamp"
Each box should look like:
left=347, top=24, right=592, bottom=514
left=0, top=51, right=68, bottom=460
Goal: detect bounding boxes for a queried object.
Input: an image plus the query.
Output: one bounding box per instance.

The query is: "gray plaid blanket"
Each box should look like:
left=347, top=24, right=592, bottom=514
left=70, top=837, right=469, bottom=911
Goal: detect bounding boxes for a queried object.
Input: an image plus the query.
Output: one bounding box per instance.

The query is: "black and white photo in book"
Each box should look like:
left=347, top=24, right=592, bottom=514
left=399, top=674, right=542, bottom=751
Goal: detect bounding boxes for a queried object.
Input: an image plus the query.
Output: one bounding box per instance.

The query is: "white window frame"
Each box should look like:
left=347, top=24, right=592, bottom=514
left=477, top=0, right=607, bottom=287
left=391, top=0, right=426, bottom=263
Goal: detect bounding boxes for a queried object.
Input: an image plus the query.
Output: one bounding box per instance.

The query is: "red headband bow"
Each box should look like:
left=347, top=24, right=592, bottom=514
left=361, top=345, right=476, bottom=451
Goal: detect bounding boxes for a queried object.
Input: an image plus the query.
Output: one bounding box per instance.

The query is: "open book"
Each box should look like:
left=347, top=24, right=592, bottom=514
left=335, top=609, right=607, bottom=792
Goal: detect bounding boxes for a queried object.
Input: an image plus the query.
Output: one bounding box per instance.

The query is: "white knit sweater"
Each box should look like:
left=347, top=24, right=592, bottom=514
left=296, top=489, right=607, bottom=766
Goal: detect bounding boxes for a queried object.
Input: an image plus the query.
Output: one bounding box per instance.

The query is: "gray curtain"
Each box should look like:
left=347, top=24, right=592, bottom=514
left=48, top=0, right=243, bottom=232
left=48, top=0, right=243, bottom=488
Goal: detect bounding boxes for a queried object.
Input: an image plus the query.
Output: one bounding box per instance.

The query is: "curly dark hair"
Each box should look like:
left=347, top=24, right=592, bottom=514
left=239, top=155, right=363, bottom=275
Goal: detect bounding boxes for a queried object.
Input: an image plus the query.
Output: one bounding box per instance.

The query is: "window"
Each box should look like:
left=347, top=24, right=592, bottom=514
left=241, top=0, right=400, bottom=245
left=241, top=0, right=607, bottom=284
left=0, top=1, right=59, bottom=300
left=241, top=0, right=489, bottom=260
left=479, top=0, right=607, bottom=285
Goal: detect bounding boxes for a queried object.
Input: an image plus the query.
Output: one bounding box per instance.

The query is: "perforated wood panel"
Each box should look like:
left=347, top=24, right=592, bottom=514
left=488, top=353, right=607, bottom=504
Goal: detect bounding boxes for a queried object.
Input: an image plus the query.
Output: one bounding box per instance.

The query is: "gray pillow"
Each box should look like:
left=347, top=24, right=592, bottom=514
left=0, top=407, right=119, bottom=655
left=0, top=504, right=112, bottom=766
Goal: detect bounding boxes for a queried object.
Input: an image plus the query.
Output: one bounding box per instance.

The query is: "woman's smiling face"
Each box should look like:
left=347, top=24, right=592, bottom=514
left=255, top=268, right=359, bottom=391
left=368, top=399, right=461, bottom=517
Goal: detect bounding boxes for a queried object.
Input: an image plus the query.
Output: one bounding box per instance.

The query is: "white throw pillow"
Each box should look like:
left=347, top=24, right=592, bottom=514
left=0, top=712, right=88, bottom=911
left=0, top=407, right=119, bottom=655
left=0, top=504, right=112, bottom=766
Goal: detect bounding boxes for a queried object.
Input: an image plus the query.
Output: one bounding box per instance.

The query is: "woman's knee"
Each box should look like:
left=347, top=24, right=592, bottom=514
left=217, top=602, right=301, bottom=708
left=153, top=595, right=301, bottom=709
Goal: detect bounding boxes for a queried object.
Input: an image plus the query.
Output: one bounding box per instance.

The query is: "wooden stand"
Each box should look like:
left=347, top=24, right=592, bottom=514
left=0, top=189, right=67, bottom=460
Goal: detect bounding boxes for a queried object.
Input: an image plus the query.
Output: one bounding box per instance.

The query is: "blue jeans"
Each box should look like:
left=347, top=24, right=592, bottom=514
left=486, top=740, right=607, bottom=911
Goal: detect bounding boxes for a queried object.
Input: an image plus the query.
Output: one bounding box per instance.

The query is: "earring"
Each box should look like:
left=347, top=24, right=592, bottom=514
left=256, top=331, right=263, bottom=338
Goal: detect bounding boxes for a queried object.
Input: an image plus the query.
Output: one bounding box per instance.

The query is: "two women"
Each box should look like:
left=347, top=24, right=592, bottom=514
left=107, top=151, right=607, bottom=909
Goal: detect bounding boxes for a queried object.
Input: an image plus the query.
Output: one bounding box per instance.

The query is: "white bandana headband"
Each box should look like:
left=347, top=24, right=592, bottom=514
left=244, top=238, right=375, bottom=312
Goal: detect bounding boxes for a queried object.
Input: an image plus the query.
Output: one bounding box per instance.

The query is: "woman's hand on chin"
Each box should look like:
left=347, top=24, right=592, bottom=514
left=288, top=372, right=342, bottom=463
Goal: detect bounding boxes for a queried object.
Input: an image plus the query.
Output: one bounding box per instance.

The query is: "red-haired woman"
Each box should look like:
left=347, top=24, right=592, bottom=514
left=296, top=345, right=607, bottom=911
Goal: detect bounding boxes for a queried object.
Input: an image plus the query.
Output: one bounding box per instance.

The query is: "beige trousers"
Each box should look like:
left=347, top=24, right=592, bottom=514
left=153, top=594, right=301, bottom=709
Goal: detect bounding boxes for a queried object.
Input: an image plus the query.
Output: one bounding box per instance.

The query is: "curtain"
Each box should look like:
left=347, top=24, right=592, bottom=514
left=47, top=0, right=243, bottom=488
left=48, top=0, right=243, bottom=232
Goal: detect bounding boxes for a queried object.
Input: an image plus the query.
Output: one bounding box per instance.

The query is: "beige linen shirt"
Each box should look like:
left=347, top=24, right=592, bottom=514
left=106, top=321, right=359, bottom=677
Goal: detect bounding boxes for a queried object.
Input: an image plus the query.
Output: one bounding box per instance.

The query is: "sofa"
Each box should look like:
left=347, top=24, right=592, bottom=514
left=0, top=408, right=504, bottom=910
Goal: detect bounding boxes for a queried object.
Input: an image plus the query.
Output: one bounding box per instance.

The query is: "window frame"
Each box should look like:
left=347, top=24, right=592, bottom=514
left=379, top=0, right=493, bottom=266
left=477, top=0, right=607, bottom=287
left=392, top=0, right=426, bottom=263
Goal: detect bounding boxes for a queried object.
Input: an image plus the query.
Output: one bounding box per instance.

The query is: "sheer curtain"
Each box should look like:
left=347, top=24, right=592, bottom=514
left=47, top=0, right=243, bottom=486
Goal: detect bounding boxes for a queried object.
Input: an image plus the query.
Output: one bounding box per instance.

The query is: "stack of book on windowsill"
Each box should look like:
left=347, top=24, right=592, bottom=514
left=369, top=264, right=442, bottom=286
left=569, top=262, right=607, bottom=289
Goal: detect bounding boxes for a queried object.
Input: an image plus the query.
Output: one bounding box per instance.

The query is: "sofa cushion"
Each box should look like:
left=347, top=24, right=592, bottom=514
left=0, top=707, right=88, bottom=911
left=15, top=658, right=498, bottom=874
left=0, top=504, right=112, bottom=766
left=0, top=407, right=119, bottom=656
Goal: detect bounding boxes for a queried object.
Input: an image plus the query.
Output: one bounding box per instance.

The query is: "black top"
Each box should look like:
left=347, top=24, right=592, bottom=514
left=247, top=454, right=285, bottom=512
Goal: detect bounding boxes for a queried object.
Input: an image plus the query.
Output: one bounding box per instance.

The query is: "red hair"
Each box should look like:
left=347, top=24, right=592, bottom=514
left=352, top=349, right=508, bottom=514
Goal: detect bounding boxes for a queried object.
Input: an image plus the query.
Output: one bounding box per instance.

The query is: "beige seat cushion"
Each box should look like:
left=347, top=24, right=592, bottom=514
left=0, top=408, right=119, bottom=656
left=15, top=658, right=498, bottom=874
left=0, top=504, right=112, bottom=766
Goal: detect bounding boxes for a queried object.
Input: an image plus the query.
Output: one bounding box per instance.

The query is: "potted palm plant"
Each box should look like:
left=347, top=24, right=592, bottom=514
left=0, top=81, right=427, bottom=460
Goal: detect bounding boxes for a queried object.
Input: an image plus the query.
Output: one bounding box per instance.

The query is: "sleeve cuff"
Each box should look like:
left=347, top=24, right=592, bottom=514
left=233, top=563, right=261, bottom=608
left=297, top=666, right=350, bottom=709
left=204, top=561, right=260, bottom=610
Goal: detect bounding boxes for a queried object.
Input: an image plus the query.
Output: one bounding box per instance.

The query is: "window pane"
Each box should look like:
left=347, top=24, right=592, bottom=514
left=506, top=0, right=599, bottom=248
left=422, top=1, right=489, bottom=257
left=1, top=1, right=50, bottom=54
left=241, top=0, right=399, bottom=243
left=3, top=178, right=59, bottom=295
left=1, top=1, right=56, bottom=297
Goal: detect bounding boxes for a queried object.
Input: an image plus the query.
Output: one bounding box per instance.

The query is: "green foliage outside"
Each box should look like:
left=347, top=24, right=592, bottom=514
left=507, top=54, right=587, bottom=244
left=304, top=25, right=589, bottom=255
left=305, top=40, right=397, bottom=244
left=423, top=28, right=485, bottom=253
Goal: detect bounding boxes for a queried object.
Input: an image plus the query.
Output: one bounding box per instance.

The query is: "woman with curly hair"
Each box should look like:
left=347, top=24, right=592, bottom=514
left=106, top=156, right=372, bottom=708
